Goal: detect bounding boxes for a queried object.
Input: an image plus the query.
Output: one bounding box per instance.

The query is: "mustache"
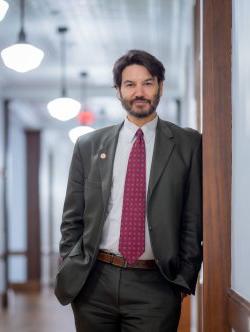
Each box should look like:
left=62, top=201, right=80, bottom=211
left=132, top=97, right=151, bottom=104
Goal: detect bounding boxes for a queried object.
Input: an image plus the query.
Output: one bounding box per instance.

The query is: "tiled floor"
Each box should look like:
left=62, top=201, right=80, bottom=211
left=0, top=289, right=75, bottom=332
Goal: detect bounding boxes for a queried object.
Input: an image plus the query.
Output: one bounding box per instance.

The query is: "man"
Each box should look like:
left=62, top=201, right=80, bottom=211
left=55, top=50, right=202, bottom=332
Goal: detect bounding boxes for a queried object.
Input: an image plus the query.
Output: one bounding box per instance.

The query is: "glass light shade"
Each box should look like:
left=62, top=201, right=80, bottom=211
left=69, top=126, right=95, bottom=143
left=0, top=0, right=9, bottom=22
left=1, top=43, right=44, bottom=72
left=47, top=97, right=81, bottom=121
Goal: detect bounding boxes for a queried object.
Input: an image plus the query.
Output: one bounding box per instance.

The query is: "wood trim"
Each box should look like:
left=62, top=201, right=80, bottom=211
left=9, top=280, right=41, bottom=293
left=7, top=251, right=27, bottom=256
left=228, top=289, right=250, bottom=332
left=1, top=251, right=59, bottom=258
left=48, top=151, right=55, bottom=283
left=0, top=292, right=8, bottom=309
left=203, top=1, right=232, bottom=331
left=178, top=296, right=191, bottom=332
left=26, top=131, right=41, bottom=283
left=2, top=99, right=10, bottom=309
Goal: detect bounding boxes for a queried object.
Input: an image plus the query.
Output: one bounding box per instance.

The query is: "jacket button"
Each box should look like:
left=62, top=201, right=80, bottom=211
left=149, top=225, right=152, bottom=231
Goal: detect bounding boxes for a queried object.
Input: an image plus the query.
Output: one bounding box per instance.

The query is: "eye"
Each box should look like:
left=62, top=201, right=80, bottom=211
left=144, top=81, right=153, bottom=86
left=125, top=83, right=134, bottom=87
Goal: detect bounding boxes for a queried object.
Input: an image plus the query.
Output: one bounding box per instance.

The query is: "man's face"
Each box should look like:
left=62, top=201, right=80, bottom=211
left=117, top=64, right=163, bottom=118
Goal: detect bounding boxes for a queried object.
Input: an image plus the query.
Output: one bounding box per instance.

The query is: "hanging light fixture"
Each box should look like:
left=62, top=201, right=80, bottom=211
left=69, top=126, right=95, bottom=144
left=77, top=71, right=95, bottom=125
left=0, top=0, right=44, bottom=72
left=68, top=71, right=95, bottom=142
left=0, top=0, right=9, bottom=22
left=47, top=26, right=81, bottom=121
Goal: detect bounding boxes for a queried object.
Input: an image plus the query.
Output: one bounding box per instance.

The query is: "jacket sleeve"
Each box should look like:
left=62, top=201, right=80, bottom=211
left=178, top=133, right=203, bottom=294
left=59, top=138, right=85, bottom=259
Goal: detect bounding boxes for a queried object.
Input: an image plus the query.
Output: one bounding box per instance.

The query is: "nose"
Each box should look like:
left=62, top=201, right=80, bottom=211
left=133, top=84, right=144, bottom=98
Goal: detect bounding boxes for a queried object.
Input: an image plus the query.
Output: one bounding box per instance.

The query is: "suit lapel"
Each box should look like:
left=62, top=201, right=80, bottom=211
left=98, top=122, right=124, bottom=210
left=97, top=118, right=175, bottom=210
left=147, top=119, right=175, bottom=203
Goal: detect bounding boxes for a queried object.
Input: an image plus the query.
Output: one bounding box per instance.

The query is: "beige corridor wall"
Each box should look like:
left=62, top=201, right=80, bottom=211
left=231, top=0, right=250, bottom=301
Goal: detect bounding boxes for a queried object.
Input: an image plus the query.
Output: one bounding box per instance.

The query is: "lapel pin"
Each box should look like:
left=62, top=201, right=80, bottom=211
left=100, top=153, right=106, bottom=159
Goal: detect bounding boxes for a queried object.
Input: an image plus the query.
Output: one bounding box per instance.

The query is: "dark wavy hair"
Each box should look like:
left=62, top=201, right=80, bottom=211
left=113, top=49, right=165, bottom=88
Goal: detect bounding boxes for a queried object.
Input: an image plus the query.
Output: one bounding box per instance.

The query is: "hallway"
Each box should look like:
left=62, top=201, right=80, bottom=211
left=0, top=290, right=75, bottom=332
left=1, top=0, right=250, bottom=331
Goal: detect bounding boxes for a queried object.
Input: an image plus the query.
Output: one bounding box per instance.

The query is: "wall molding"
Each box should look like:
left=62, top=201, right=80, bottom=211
left=203, top=0, right=232, bottom=330
left=9, top=280, right=40, bottom=293
left=228, top=288, right=250, bottom=332
left=26, top=131, right=41, bottom=282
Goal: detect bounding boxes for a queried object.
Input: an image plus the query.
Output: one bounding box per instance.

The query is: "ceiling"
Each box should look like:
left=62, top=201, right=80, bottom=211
left=0, top=0, right=194, bottom=132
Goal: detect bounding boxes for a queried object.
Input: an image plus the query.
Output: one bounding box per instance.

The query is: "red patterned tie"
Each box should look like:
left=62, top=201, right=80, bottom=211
left=119, top=128, right=146, bottom=264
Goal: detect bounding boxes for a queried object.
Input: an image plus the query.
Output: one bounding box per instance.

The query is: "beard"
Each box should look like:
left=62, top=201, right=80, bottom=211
left=119, top=89, right=161, bottom=118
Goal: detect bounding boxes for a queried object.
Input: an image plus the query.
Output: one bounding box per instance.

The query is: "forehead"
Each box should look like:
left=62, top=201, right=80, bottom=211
left=121, top=64, right=154, bottom=81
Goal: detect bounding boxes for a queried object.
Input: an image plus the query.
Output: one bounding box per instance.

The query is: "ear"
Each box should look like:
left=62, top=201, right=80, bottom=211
left=159, top=81, right=164, bottom=96
left=116, top=88, right=122, bottom=100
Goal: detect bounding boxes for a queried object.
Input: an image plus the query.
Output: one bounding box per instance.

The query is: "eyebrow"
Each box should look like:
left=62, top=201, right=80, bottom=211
left=123, top=77, right=155, bottom=84
left=144, top=78, right=154, bottom=82
left=123, top=80, right=134, bottom=84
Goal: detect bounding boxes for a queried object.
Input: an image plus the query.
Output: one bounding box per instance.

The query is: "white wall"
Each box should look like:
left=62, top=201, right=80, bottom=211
left=40, top=129, right=73, bottom=285
left=180, top=1, right=197, bottom=129
left=7, top=104, right=27, bottom=283
left=231, top=0, right=250, bottom=301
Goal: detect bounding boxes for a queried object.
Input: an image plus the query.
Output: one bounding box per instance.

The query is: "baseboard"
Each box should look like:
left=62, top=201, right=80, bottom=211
left=9, top=280, right=41, bottom=293
left=227, top=288, right=250, bottom=332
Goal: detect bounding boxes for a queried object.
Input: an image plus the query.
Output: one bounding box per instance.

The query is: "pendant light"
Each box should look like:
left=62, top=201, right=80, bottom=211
left=77, top=71, right=95, bottom=125
left=69, top=71, right=95, bottom=143
left=0, top=0, right=9, bottom=22
left=1, top=0, right=44, bottom=72
left=69, top=126, right=95, bottom=144
left=47, top=26, right=81, bottom=121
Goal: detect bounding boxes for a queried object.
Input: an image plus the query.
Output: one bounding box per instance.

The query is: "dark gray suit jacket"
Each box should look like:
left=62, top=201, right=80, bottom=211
left=55, top=118, right=202, bottom=305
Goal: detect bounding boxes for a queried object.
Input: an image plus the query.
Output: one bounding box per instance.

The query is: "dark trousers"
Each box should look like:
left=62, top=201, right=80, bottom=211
left=71, top=260, right=182, bottom=332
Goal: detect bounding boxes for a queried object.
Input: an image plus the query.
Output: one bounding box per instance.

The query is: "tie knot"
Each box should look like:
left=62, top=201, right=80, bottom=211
left=135, top=128, right=144, bottom=139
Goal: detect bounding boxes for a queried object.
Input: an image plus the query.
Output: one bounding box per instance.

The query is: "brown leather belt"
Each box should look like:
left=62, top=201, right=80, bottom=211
left=97, top=251, right=156, bottom=269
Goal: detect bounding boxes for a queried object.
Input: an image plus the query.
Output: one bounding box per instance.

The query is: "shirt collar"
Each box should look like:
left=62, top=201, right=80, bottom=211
left=123, top=114, right=158, bottom=143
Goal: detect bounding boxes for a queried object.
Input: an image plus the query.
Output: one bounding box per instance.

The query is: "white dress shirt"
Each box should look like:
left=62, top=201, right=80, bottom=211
left=99, top=115, right=158, bottom=259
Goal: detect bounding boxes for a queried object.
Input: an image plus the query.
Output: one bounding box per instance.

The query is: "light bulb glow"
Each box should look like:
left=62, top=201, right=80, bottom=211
left=1, top=43, right=44, bottom=72
left=47, top=97, right=81, bottom=121
left=69, top=126, right=95, bottom=143
left=0, top=0, right=9, bottom=22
